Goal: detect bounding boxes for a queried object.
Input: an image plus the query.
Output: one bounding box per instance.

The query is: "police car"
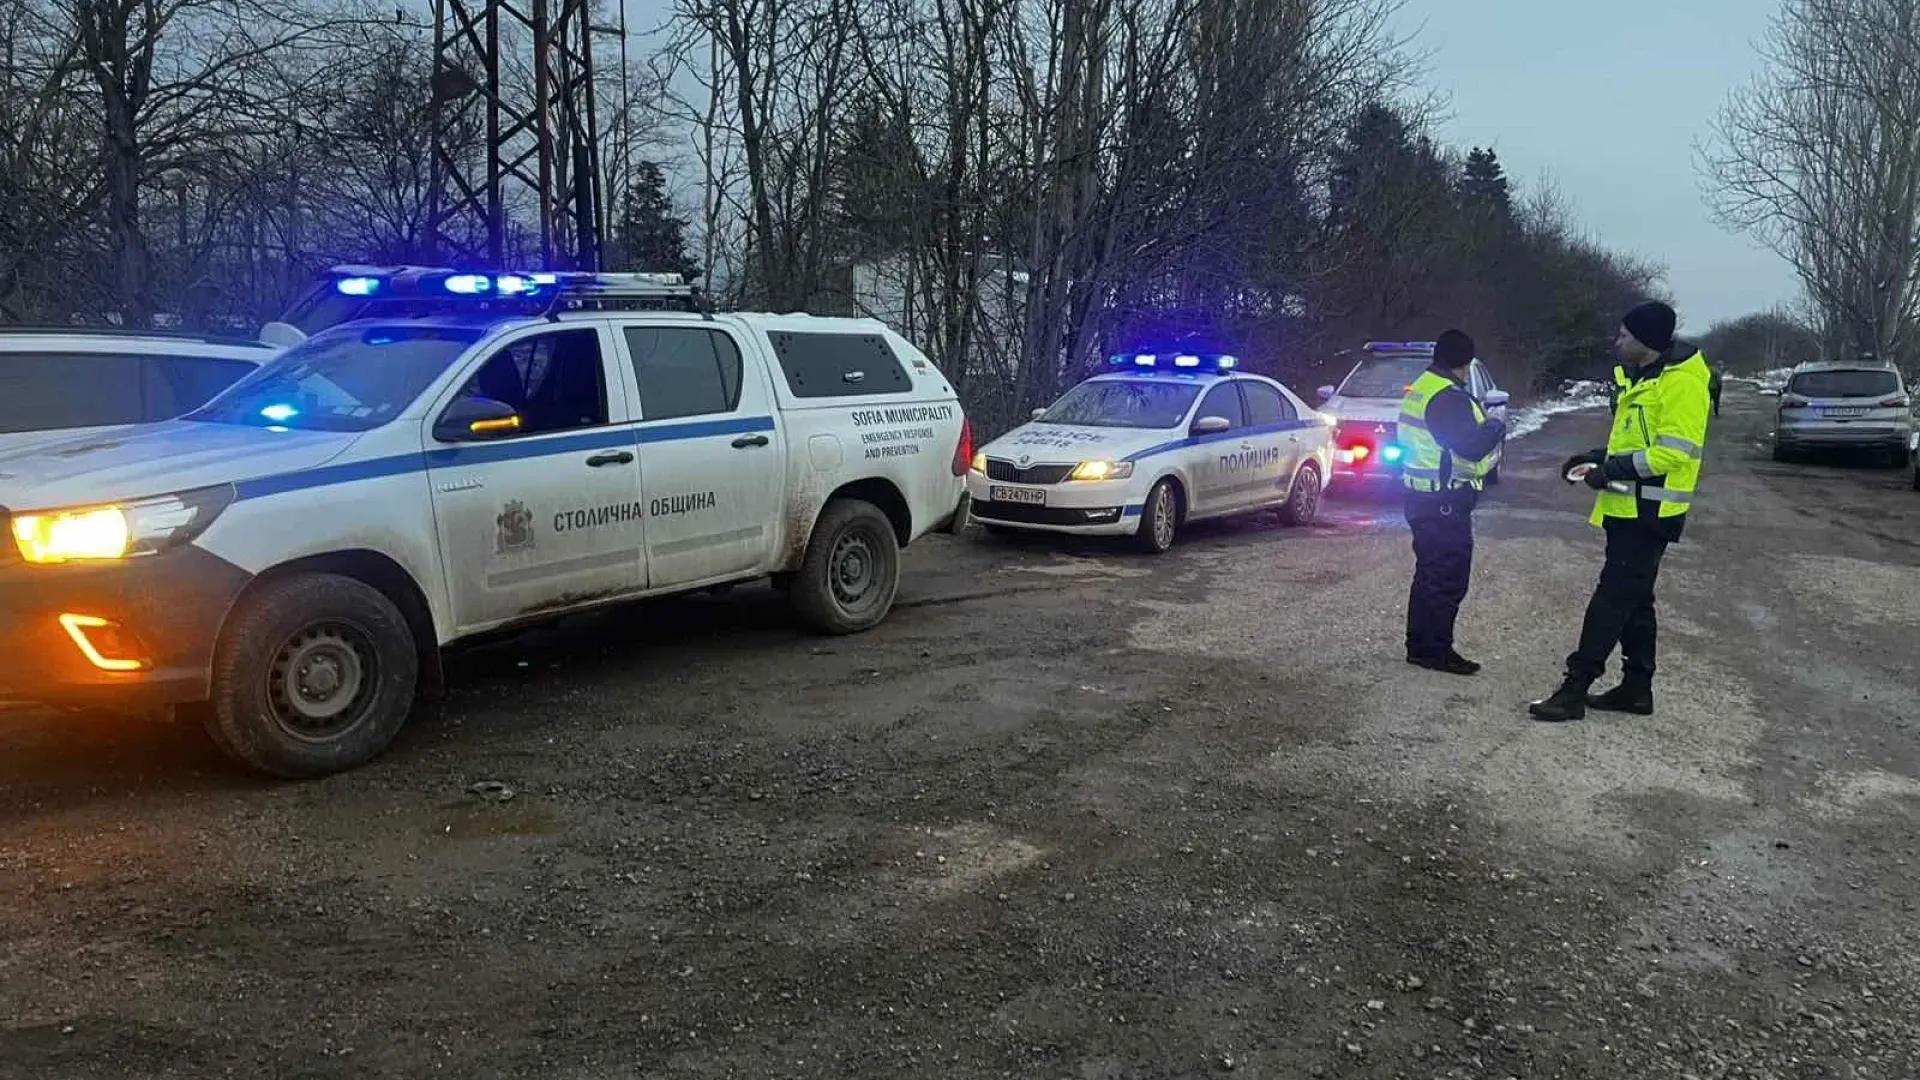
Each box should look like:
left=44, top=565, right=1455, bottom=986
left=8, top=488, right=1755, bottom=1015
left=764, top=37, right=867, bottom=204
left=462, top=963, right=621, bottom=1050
left=0, top=268, right=969, bottom=777
left=966, top=353, right=1334, bottom=552
left=1316, top=341, right=1510, bottom=484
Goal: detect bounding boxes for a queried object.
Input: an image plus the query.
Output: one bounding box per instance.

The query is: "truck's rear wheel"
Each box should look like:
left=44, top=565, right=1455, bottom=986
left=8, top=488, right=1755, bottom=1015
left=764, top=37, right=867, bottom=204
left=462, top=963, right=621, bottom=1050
left=791, top=499, right=901, bottom=634
left=204, top=572, right=420, bottom=778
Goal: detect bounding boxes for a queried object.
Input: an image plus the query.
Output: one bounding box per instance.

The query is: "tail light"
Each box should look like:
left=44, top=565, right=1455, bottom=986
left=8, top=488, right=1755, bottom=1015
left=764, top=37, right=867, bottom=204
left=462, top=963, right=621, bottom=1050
left=1779, top=394, right=1810, bottom=409
left=951, top=415, right=973, bottom=477
left=1881, top=395, right=1911, bottom=409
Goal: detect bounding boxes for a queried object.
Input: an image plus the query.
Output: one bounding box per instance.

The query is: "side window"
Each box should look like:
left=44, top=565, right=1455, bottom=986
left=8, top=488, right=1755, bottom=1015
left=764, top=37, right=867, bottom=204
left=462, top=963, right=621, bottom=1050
left=1196, top=382, right=1247, bottom=429
left=1241, top=381, right=1297, bottom=426
left=0, top=352, right=144, bottom=433
left=769, top=331, right=913, bottom=397
left=453, top=329, right=607, bottom=437
left=142, top=356, right=259, bottom=420
left=622, top=327, right=743, bottom=420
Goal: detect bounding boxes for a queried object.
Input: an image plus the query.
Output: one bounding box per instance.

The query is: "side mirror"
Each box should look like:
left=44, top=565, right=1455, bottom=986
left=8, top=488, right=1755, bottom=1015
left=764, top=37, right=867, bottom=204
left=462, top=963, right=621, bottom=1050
left=1031, top=407, right=1048, bottom=421
left=435, top=396, right=522, bottom=441
left=1192, top=415, right=1232, bottom=436
left=1316, top=385, right=1336, bottom=402
left=258, top=321, right=305, bottom=349
left=1484, top=389, right=1511, bottom=408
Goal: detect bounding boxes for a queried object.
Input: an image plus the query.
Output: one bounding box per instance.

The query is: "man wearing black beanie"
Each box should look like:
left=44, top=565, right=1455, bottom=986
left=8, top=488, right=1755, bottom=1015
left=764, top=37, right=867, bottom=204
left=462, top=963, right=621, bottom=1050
left=1399, top=329, right=1507, bottom=675
left=1530, top=300, right=1713, bottom=722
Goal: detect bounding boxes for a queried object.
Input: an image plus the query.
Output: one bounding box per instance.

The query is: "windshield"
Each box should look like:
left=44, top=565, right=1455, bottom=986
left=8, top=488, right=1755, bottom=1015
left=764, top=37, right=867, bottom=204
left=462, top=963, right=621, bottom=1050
left=1040, top=379, right=1204, bottom=428
left=1787, top=369, right=1899, bottom=399
left=1337, top=356, right=1431, bottom=398
left=190, top=325, right=483, bottom=432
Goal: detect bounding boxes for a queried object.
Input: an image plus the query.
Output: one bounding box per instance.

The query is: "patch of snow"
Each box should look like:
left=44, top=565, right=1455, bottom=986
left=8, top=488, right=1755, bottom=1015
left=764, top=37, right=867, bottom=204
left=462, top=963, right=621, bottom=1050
left=1506, top=380, right=1611, bottom=441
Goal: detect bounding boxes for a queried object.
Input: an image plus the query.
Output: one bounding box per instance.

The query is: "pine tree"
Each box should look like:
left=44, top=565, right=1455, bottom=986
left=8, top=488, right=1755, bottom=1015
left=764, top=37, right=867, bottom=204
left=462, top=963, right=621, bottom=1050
left=1459, top=147, right=1511, bottom=218
left=612, top=161, right=698, bottom=281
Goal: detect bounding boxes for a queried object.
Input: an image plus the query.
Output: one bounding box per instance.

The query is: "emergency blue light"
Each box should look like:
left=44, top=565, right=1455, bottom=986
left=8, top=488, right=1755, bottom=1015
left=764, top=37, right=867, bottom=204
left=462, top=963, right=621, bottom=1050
left=335, top=276, right=381, bottom=297
left=495, top=274, right=533, bottom=296
left=1381, top=444, right=1403, bottom=463
left=260, top=403, right=299, bottom=422
left=444, top=274, right=491, bottom=295
left=1107, top=352, right=1241, bottom=372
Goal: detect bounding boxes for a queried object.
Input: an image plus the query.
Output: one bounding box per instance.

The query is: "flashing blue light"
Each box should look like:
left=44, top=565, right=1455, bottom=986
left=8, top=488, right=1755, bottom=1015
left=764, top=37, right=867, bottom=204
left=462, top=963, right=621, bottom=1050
left=1218, top=355, right=1238, bottom=369
left=335, top=276, right=381, bottom=297
left=1173, top=354, right=1201, bottom=368
left=1134, top=354, right=1158, bottom=367
left=444, top=274, right=491, bottom=295
left=495, top=274, right=532, bottom=296
left=529, top=272, right=559, bottom=285
left=1381, top=444, right=1404, bottom=463
left=260, top=403, right=299, bottom=422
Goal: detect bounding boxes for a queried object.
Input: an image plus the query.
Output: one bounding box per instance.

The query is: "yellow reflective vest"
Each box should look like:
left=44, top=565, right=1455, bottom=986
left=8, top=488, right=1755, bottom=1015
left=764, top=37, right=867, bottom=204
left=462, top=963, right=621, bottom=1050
left=1399, top=370, right=1494, bottom=492
left=1593, top=349, right=1711, bottom=525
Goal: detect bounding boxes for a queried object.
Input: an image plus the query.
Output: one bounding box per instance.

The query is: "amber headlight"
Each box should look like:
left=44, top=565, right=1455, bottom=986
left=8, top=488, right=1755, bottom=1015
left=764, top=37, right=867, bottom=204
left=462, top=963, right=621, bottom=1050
left=1067, top=460, right=1133, bottom=481
left=10, top=485, right=235, bottom=564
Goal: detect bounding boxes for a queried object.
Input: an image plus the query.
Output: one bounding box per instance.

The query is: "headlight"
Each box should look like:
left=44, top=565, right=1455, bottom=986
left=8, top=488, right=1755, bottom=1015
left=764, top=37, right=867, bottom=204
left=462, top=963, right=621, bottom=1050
left=969, top=450, right=988, bottom=475
left=1068, top=460, right=1134, bottom=482
left=10, top=485, right=235, bottom=564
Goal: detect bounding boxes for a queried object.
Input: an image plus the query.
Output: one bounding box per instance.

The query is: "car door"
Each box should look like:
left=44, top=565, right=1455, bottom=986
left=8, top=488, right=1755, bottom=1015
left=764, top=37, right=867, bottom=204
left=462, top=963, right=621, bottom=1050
left=615, top=321, right=782, bottom=589
left=1187, top=380, right=1253, bottom=516
left=425, top=326, right=644, bottom=632
left=1238, top=379, right=1301, bottom=506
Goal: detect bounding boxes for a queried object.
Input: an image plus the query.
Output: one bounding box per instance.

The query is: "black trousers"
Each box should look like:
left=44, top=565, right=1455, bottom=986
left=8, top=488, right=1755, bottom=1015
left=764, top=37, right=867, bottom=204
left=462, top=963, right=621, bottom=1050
left=1405, top=492, right=1475, bottom=658
left=1566, top=519, right=1670, bottom=681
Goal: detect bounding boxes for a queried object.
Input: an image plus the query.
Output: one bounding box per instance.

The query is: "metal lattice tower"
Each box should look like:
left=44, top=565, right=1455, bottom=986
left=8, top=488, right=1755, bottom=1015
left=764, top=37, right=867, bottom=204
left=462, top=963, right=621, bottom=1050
left=428, top=0, right=603, bottom=270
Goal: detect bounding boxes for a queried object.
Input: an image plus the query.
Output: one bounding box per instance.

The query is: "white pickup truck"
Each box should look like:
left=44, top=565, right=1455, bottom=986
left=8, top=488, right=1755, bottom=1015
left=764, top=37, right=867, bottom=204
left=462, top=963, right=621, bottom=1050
left=0, top=269, right=970, bottom=777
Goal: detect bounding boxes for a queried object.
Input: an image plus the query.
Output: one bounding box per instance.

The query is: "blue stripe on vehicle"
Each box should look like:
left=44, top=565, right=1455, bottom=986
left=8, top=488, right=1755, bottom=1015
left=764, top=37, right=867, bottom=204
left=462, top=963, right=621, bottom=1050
left=1121, top=504, right=1144, bottom=519
left=1122, top=418, right=1324, bottom=464
left=233, top=415, right=778, bottom=501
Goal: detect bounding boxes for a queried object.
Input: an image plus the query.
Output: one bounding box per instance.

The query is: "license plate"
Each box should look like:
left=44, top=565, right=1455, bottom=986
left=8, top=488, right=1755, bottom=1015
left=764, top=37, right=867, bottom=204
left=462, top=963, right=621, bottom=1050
left=1822, top=407, right=1866, bottom=417
left=990, top=485, right=1046, bottom=506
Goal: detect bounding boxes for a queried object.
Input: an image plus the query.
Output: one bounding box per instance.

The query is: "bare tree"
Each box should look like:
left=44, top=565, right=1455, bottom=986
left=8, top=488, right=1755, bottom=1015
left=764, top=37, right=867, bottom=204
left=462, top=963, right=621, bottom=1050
left=1704, top=0, right=1920, bottom=369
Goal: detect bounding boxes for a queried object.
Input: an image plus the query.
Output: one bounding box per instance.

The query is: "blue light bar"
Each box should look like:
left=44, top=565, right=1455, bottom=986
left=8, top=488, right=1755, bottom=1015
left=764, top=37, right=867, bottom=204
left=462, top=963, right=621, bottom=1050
left=1174, top=354, right=1200, bottom=368
left=260, top=403, right=299, bottom=422
left=1107, top=351, right=1241, bottom=372
left=444, top=274, right=491, bottom=295
left=335, top=276, right=381, bottom=296
left=495, top=274, right=533, bottom=296
left=1134, top=354, right=1157, bottom=367
left=1218, top=355, right=1238, bottom=369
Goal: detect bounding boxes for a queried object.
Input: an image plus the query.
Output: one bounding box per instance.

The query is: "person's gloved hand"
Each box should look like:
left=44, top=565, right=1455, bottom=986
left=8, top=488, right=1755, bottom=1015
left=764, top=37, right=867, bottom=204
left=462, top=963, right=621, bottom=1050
left=1560, top=449, right=1604, bottom=483
left=1582, top=465, right=1612, bottom=490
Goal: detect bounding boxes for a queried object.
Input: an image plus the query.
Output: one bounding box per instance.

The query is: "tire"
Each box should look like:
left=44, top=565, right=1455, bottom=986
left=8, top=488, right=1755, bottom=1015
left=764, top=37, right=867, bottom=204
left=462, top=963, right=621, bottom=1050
left=203, top=572, right=420, bottom=779
left=1772, top=442, right=1791, bottom=463
left=1280, top=463, right=1322, bottom=526
left=1133, top=478, right=1180, bottom=554
left=1911, top=462, right=1920, bottom=491
left=790, top=499, right=901, bottom=634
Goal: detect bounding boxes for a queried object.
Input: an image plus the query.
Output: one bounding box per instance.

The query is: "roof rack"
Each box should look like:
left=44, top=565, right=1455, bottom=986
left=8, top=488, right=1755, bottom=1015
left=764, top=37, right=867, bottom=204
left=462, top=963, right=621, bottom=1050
left=0, top=324, right=272, bottom=349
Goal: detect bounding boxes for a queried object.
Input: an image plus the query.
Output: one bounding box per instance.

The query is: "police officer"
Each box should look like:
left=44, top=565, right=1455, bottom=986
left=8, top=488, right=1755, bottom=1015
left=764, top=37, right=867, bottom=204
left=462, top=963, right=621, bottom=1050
left=1530, top=301, right=1711, bottom=721
left=1401, top=329, right=1507, bottom=675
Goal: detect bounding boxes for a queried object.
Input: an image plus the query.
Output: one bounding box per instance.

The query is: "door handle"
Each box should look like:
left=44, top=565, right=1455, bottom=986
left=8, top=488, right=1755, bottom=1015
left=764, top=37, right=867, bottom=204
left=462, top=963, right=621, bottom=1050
left=586, top=451, right=634, bottom=467
left=731, top=434, right=770, bottom=449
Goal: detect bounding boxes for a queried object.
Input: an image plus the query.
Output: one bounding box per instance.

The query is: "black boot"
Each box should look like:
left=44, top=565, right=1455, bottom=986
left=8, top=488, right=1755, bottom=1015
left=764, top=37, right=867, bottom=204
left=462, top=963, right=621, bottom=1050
left=1588, top=673, right=1653, bottom=715
left=1528, top=676, right=1591, bottom=723
left=1408, top=651, right=1479, bottom=676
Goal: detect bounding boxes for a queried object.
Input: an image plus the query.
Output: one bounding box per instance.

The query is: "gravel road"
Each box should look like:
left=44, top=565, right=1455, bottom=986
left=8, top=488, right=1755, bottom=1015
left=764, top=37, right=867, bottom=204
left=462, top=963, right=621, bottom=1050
left=3, top=385, right=1916, bottom=1079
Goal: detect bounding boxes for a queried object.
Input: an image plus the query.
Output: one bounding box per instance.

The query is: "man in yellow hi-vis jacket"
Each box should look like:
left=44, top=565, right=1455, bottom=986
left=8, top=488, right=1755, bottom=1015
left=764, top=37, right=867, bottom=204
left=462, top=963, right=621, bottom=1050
left=1531, top=301, right=1711, bottom=722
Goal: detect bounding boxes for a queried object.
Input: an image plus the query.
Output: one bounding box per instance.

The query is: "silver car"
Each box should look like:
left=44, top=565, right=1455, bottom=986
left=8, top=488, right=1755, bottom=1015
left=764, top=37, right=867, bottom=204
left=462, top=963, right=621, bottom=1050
left=1772, top=360, right=1913, bottom=465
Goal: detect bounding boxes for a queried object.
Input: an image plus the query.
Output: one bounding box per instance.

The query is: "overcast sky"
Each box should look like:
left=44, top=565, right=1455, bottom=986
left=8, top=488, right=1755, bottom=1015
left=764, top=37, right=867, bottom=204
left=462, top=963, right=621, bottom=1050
left=1389, top=0, right=1800, bottom=330
left=620, top=0, right=1801, bottom=330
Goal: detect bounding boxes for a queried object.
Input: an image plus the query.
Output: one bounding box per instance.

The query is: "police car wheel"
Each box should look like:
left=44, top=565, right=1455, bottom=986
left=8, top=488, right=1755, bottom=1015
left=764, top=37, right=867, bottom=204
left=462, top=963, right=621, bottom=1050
left=1133, top=479, right=1180, bottom=554
left=1280, top=463, right=1321, bottom=526
left=792, top=499, right=901, bottom=635
left=204, top=572, right=420, bottom=778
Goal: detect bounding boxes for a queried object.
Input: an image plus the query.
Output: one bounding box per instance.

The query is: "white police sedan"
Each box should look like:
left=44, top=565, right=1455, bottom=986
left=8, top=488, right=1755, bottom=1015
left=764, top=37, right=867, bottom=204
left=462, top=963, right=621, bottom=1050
left=967, top=354, right=1334, bottom=552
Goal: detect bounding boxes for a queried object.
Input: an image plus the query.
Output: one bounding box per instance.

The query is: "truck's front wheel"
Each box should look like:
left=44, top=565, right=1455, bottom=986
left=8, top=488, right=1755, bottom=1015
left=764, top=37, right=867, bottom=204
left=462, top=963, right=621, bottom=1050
left=791, top=499, right=901, bottom=634
left=204, top=572, right=420, bottom=778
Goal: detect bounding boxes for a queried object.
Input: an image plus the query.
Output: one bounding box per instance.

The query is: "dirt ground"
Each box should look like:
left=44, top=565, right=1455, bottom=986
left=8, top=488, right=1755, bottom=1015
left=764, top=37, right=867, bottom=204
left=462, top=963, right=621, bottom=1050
left=3, top=386, right=1917, bottom=1079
